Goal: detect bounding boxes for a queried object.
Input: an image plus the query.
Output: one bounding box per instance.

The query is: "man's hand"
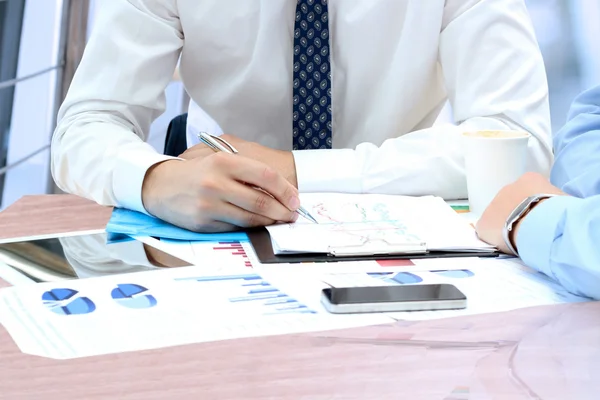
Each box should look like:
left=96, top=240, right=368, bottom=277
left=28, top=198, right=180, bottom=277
left=476, top=172, right=565, bottom=254
left=141, top=152, right=300, bottom=233
left=180, top=134, right=298, bottom=187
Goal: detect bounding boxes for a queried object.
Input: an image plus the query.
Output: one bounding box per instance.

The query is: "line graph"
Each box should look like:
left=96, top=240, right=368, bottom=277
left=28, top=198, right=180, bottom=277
left=288, top=202, right=424, bottom=249
left=267, top=194, right=431, bottom=254
left=310, top=201, right=393, bottom=224
left=283, top=220, right=423, bottom=250
left=329, top=221, right=423, bottom=248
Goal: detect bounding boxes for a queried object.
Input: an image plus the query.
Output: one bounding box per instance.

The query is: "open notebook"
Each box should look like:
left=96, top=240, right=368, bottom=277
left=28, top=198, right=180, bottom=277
left=265, top=194, right=496, bottom=257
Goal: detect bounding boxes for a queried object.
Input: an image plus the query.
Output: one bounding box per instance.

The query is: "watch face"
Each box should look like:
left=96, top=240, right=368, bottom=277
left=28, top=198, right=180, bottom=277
left=504, top=194, right=556, bottom=256
left=514, top=202, right=528, bottom=216
left=507, top=194, right=556, bottom=229
left=514, top=196, right=536, bottom=219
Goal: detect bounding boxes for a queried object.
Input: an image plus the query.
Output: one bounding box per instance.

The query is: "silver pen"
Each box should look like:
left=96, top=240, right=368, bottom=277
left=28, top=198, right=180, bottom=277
left=197, top=131, right=318, bottom=224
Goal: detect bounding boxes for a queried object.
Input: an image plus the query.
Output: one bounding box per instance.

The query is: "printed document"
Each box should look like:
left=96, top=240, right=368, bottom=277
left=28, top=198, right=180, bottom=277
left=317, top=258, right=588, bottom=321
left=266, top=193, right=495, bottom=255
left=0, top=266, right=392, bottom=359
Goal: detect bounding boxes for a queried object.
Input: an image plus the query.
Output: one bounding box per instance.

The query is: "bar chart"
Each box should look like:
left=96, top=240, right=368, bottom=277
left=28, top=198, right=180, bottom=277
left=211, top=242, right=252, bottom=268
left=190, top=241, right=253, bottom=268
left=175, top=274, right=316, bottom=315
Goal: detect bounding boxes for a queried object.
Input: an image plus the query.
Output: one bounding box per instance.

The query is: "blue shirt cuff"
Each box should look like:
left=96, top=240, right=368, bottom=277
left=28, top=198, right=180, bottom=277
left=516, top=195, right=579, bottom=278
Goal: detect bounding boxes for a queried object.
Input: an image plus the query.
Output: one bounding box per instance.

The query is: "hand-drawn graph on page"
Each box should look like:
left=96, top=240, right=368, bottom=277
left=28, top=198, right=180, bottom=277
left=269, top=196, right=427, bottom=253
left=308, top=200, right=396, bottom=224
left=288, top=220, right=423, bottom=248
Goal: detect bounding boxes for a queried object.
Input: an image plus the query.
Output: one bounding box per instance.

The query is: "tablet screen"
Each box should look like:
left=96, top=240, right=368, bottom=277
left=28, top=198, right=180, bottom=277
left=0, top=232, right=191, bottom=282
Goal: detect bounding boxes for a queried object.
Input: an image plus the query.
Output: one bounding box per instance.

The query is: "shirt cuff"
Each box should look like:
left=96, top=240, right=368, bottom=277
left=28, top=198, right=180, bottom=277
left=292, top=149, right=362, bottom=193
left=112, top=143, right=180, bottom=215
left=516, top=195, right=578, bottom=276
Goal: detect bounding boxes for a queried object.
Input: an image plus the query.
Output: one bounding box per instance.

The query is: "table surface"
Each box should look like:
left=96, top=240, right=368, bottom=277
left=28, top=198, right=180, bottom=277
left=0, top=195, right=599, bottom=400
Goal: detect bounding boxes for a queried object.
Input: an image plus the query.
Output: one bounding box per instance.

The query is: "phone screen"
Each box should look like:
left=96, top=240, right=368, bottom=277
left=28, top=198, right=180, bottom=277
left=323, top=284, right=466, bottom=305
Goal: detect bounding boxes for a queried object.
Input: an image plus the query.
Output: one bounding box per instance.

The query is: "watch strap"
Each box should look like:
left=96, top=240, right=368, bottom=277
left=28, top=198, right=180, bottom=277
left=502, top=193, right=558, bottom=256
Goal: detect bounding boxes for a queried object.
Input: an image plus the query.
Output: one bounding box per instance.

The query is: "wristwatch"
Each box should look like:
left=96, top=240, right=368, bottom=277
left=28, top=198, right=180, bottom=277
left=503, top=193, right=558, bottom=256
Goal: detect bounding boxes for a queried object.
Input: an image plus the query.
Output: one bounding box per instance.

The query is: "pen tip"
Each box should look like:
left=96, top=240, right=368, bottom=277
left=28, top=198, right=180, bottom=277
left=296, top=206, right=318, bottom=224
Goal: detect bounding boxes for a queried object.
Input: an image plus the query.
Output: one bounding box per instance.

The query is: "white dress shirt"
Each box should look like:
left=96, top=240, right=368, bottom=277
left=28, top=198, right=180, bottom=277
left=52, top=0, right=552, bottom=214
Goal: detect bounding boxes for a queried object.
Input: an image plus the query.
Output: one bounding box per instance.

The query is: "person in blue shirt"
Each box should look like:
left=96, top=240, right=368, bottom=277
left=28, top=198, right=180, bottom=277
left=477, top=85, right=600, bottom=300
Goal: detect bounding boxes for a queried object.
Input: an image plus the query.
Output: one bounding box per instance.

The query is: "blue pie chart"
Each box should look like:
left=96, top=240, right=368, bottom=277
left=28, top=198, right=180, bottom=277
left=432, top=269, right=475, bottom=279
left=390, top=272, right=423, bottom=284
left=111, top=283, right=157, bottom=309
left=367, top=272, right=424, bottom=284
left=42, top=288, right=96, bottom=316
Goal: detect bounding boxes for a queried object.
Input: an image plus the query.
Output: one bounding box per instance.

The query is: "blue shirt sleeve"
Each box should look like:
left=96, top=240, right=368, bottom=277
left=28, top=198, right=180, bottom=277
left=551, top=85, right=600, bottom=196
left=516, top=85, right=600, bottom=299
left=517, top=195, right=600, bottom=300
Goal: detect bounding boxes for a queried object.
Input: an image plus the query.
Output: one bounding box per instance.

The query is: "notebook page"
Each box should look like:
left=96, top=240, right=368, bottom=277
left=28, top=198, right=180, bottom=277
left=266, top=193, right=494, bottom=255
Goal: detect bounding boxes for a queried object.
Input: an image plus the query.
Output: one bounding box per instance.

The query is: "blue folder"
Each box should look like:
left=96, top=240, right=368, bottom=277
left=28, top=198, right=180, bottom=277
left=105, top=208, right=248, bottom=243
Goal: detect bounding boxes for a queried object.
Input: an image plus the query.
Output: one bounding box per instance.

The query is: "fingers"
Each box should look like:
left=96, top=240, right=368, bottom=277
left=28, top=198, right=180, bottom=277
left=213, top=201, right=279, bottom=228
left=167, top=210, right=240, bottom=233
left=189, top=152, right=300, bottom=229
left=223, top=181, right=299, bottom=223
left=189, top=202, right=278, bottom=231
left=210, top=154, right=300, bottom=212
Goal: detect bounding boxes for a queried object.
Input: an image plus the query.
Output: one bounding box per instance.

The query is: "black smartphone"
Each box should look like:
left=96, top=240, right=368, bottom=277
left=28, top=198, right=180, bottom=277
left=321, top=284, right=467, bottom=313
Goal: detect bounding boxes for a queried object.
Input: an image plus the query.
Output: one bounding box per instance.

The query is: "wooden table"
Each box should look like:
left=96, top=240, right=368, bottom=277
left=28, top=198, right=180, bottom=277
left=0, top=195, right=598, bottom=399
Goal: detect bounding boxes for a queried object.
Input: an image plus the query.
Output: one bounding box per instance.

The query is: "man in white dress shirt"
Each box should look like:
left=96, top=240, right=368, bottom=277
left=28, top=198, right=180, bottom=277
left=52, top=0, right=552, bottom=232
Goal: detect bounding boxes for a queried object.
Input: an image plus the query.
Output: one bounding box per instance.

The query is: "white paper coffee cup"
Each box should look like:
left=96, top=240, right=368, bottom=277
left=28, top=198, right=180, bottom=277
left=463, top=130, right=530, bottom=216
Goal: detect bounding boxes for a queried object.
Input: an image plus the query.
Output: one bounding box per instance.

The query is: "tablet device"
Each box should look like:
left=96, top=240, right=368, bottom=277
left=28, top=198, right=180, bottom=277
left=0, top=232, right=190, bottom=282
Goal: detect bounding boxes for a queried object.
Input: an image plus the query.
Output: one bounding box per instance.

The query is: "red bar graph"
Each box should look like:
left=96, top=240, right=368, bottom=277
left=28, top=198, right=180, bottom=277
left=212, top=242, right=252, bottom=268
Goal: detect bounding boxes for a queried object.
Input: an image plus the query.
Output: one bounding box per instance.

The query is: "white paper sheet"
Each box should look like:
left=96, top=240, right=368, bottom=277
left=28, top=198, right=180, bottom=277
left=0, top=266, right=393, bottom=359
left=0, top=263, right=35, bottom=286
left=317, top=258, right=589, bottom=321
left=266, top=193, right=495, bottom=255
left=134, top=236, right=257, bottom=269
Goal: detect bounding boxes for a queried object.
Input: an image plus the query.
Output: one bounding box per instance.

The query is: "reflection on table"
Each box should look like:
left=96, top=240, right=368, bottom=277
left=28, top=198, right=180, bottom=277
left=0, top=232, right=191, bottom=282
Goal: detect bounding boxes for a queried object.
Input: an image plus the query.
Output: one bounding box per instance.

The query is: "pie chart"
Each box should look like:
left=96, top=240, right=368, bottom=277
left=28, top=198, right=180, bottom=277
left=432, top=269, right=475, bottom=279
left=42, top=288, right=96, bottom=316
left=111, top=283, right=157, bottom=309
left=389, top=272, right=423, bottom=284
left=367, top=272, right=424, bottom=284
